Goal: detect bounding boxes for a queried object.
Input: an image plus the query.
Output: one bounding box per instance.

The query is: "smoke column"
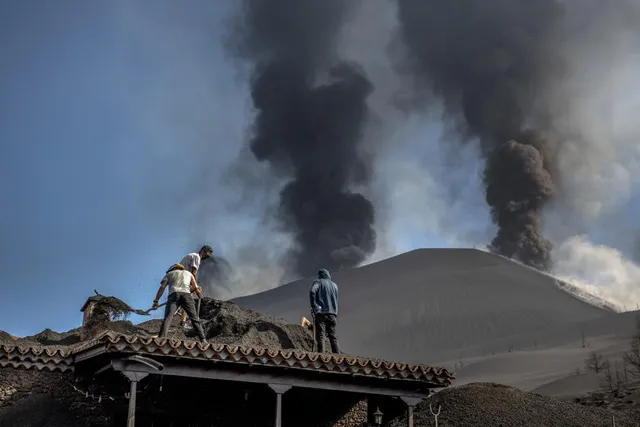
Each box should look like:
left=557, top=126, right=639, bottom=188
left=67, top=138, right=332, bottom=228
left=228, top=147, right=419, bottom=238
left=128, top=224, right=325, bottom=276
left=198, top=256, right=233, bottom=298
left=229, top=0, right=377, bottom=277
left=395, top=0, right=567, bottom=270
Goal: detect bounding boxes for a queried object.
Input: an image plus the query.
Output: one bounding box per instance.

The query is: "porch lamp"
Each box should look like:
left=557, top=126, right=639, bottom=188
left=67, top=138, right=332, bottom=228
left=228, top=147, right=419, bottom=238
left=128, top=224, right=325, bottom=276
left=373, top=407, right=384, bottom=426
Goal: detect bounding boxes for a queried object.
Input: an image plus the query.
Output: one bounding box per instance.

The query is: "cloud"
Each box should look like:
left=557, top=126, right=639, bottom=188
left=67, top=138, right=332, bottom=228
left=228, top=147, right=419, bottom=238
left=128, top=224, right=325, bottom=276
left=552, top=235, right=640, bottom=311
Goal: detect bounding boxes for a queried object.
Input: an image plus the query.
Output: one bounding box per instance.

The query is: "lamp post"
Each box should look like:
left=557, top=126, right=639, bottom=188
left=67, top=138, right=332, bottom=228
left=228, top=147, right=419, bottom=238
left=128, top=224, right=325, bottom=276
left=373, top=407, right=384, bottom=426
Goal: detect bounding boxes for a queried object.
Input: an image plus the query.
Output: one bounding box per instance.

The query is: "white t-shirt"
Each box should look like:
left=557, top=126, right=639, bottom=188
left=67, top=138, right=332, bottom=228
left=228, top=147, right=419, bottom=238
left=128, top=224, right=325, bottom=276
left=180, top=253, right=201, bottom=275
left=162, top=270, right=194, bottom=295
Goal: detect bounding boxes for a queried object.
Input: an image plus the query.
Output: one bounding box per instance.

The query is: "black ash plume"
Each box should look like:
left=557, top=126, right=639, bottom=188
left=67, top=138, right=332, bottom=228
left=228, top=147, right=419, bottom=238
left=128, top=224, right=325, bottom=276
left=198, top=256, right=233, bottom=297
left=395, top=0, right=567, bottom=270
left=229, top=0, right=376, bottom=276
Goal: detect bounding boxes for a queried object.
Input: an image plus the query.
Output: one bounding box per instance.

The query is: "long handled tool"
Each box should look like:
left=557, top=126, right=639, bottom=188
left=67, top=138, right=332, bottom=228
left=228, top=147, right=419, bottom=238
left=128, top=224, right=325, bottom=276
left=141, top=302, right=167, bottom=315
left=301, top=316, right=316, bottom=352
left=312, top=322, right=317, bottom=352
left=312, top=314, right=317, bottom=352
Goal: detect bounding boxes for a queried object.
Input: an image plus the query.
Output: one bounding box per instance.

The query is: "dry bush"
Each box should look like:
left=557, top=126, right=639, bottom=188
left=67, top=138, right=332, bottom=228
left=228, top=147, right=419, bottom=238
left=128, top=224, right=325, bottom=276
left=584, top=351, right=606, bottom=374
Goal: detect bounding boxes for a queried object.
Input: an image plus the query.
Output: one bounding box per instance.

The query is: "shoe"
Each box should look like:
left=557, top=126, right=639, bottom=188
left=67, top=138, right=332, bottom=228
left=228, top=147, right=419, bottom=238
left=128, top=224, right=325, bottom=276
left=180, top=320, right=192, bottom=330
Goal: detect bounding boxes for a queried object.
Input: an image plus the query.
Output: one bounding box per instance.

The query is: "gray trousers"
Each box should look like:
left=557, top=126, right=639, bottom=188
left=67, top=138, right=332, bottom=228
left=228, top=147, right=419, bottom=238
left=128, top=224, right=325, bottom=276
left=315, top=313, right=340, bottom=353
left=160, top=292, right=206, bottom=341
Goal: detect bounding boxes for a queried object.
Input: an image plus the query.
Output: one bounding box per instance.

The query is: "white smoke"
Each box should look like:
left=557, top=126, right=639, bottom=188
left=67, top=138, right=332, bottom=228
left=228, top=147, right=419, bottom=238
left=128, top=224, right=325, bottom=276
left=541, top=1, right=640, bottom=311
left=552, top=235, right=640, bottom=311
left=547, top=22, right=640, bottom=242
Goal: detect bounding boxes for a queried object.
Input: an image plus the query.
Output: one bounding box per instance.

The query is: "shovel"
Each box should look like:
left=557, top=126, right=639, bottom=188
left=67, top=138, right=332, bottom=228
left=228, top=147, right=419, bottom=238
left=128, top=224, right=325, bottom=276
left=312, top=313, right=317, bottom=352
left=141, top=302, right=167, bottom=315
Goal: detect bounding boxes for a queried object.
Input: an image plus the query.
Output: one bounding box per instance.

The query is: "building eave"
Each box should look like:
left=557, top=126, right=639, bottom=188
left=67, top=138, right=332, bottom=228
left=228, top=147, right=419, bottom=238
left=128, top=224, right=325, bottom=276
left=71, top=331, right=454, bottom=388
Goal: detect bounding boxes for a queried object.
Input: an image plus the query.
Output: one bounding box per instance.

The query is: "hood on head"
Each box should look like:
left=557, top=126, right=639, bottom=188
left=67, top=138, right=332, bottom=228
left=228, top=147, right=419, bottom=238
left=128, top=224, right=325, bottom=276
left=318, top=269, right=331, bottom=279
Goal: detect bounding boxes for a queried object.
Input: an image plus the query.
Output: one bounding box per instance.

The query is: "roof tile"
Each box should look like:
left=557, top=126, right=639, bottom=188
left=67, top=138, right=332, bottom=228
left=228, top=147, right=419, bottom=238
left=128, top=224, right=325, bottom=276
left=72, top=331, right=454, bottom=386
left=0, top=360, right=74, bottom=373
left=0, top=344, right=74, bottom=373
left=1, top=332, right=455, bottom=387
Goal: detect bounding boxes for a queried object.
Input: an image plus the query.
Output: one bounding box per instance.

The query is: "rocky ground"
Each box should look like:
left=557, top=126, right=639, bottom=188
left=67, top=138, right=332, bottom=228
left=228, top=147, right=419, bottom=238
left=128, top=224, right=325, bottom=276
left=388, top=383, right=640, bottom=427
left=0, top=368, right=116, bottom=427
left=0, top=297, right=316, bottom=426
left=570, top=383, right=640, bottom=419
left=319, top=399, right=368, bottom=427
left=0, top=297, right=313, bottom=352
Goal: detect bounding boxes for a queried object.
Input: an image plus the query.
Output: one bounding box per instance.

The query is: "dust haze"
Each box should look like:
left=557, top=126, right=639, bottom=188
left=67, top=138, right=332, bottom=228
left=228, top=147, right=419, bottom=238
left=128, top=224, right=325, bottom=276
left=116, top=0, right=640, bottom=308
left=392, top=0, right=640, bottom=307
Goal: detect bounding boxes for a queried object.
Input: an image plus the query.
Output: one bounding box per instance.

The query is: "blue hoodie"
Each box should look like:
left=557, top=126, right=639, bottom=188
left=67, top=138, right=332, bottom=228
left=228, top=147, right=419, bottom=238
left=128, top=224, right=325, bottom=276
left=309, top=269, right=339, bottom=316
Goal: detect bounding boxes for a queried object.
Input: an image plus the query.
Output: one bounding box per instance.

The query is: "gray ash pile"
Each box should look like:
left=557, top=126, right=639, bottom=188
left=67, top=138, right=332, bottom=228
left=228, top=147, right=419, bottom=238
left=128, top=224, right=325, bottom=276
left=0, top=332, right=15, bottom=345
left=0, top=297, right=314, bottom=427
left=138, top=297, right=314, bottom=350
left=0, top=297, right=313, bottom=352
left=0, top=369, right=115, bottom=427
left=388, top=383, right=638, bottom=427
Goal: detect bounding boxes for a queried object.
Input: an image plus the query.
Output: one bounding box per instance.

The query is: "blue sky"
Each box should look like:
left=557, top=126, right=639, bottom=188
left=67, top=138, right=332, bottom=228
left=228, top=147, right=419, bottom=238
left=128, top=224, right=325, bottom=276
left=0, top=1, right=454, bottom=337
left=0, top=0, right=241, bottom=335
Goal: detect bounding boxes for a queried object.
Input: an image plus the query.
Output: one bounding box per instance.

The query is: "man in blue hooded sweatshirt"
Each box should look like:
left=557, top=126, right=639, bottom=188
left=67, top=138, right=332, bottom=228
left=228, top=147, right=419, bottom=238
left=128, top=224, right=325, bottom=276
left=309, top=269, right=341, bottom=353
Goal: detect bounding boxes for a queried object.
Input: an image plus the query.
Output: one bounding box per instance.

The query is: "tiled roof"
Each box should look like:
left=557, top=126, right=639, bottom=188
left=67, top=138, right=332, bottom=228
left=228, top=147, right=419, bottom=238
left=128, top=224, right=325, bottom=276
left=0, top=344, right=74, bottom=373
left=73, top=332, right=454, bottom=387
left=0, top=332, right=455, bottom=387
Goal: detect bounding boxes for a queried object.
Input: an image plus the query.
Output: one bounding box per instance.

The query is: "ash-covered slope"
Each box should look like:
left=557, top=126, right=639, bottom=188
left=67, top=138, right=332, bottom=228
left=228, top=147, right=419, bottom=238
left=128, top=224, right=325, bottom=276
left=388, top=383, right=638, bottom=427
left=0, top=298, right=313, bottom=352
left=233, top=249, right=623, bottom=363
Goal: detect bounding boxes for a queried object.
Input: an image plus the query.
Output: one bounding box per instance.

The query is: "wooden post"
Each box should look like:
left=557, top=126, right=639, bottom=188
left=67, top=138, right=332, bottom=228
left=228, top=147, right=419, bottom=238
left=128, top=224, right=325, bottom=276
left=123, top=371, right=149, bottom=427
left=127, top=380, right=138, bottom=427
left=268, top=384, right=292, bottom=427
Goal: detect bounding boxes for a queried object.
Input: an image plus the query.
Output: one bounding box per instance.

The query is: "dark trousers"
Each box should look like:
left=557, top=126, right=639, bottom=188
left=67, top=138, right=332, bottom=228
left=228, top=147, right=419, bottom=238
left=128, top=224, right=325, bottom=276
left=160, top=292, right=206, bottom=341
left=315, top=313, right=340, bottom=353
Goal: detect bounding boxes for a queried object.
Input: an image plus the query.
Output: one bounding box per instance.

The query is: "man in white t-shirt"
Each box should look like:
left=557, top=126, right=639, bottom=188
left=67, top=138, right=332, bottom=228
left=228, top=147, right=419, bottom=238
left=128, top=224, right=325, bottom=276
left=177, top=245, right=214, bottom=327
left=152, top=263, right=207, bottom=342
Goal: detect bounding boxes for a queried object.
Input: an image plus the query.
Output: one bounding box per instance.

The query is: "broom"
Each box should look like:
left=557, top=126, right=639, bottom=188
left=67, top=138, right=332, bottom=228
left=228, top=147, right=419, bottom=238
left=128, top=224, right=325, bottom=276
left=312, top=319, right=317, bottom=352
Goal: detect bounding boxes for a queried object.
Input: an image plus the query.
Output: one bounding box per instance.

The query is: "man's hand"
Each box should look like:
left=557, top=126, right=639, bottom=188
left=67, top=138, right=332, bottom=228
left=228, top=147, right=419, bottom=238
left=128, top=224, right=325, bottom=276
left=152, top=300, right=159, bottom=310
left=190, top=275, right=203, bottom=298
left=153, top=281, right=167, bottom=309
left=312, top=304, right=321, bottom=316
